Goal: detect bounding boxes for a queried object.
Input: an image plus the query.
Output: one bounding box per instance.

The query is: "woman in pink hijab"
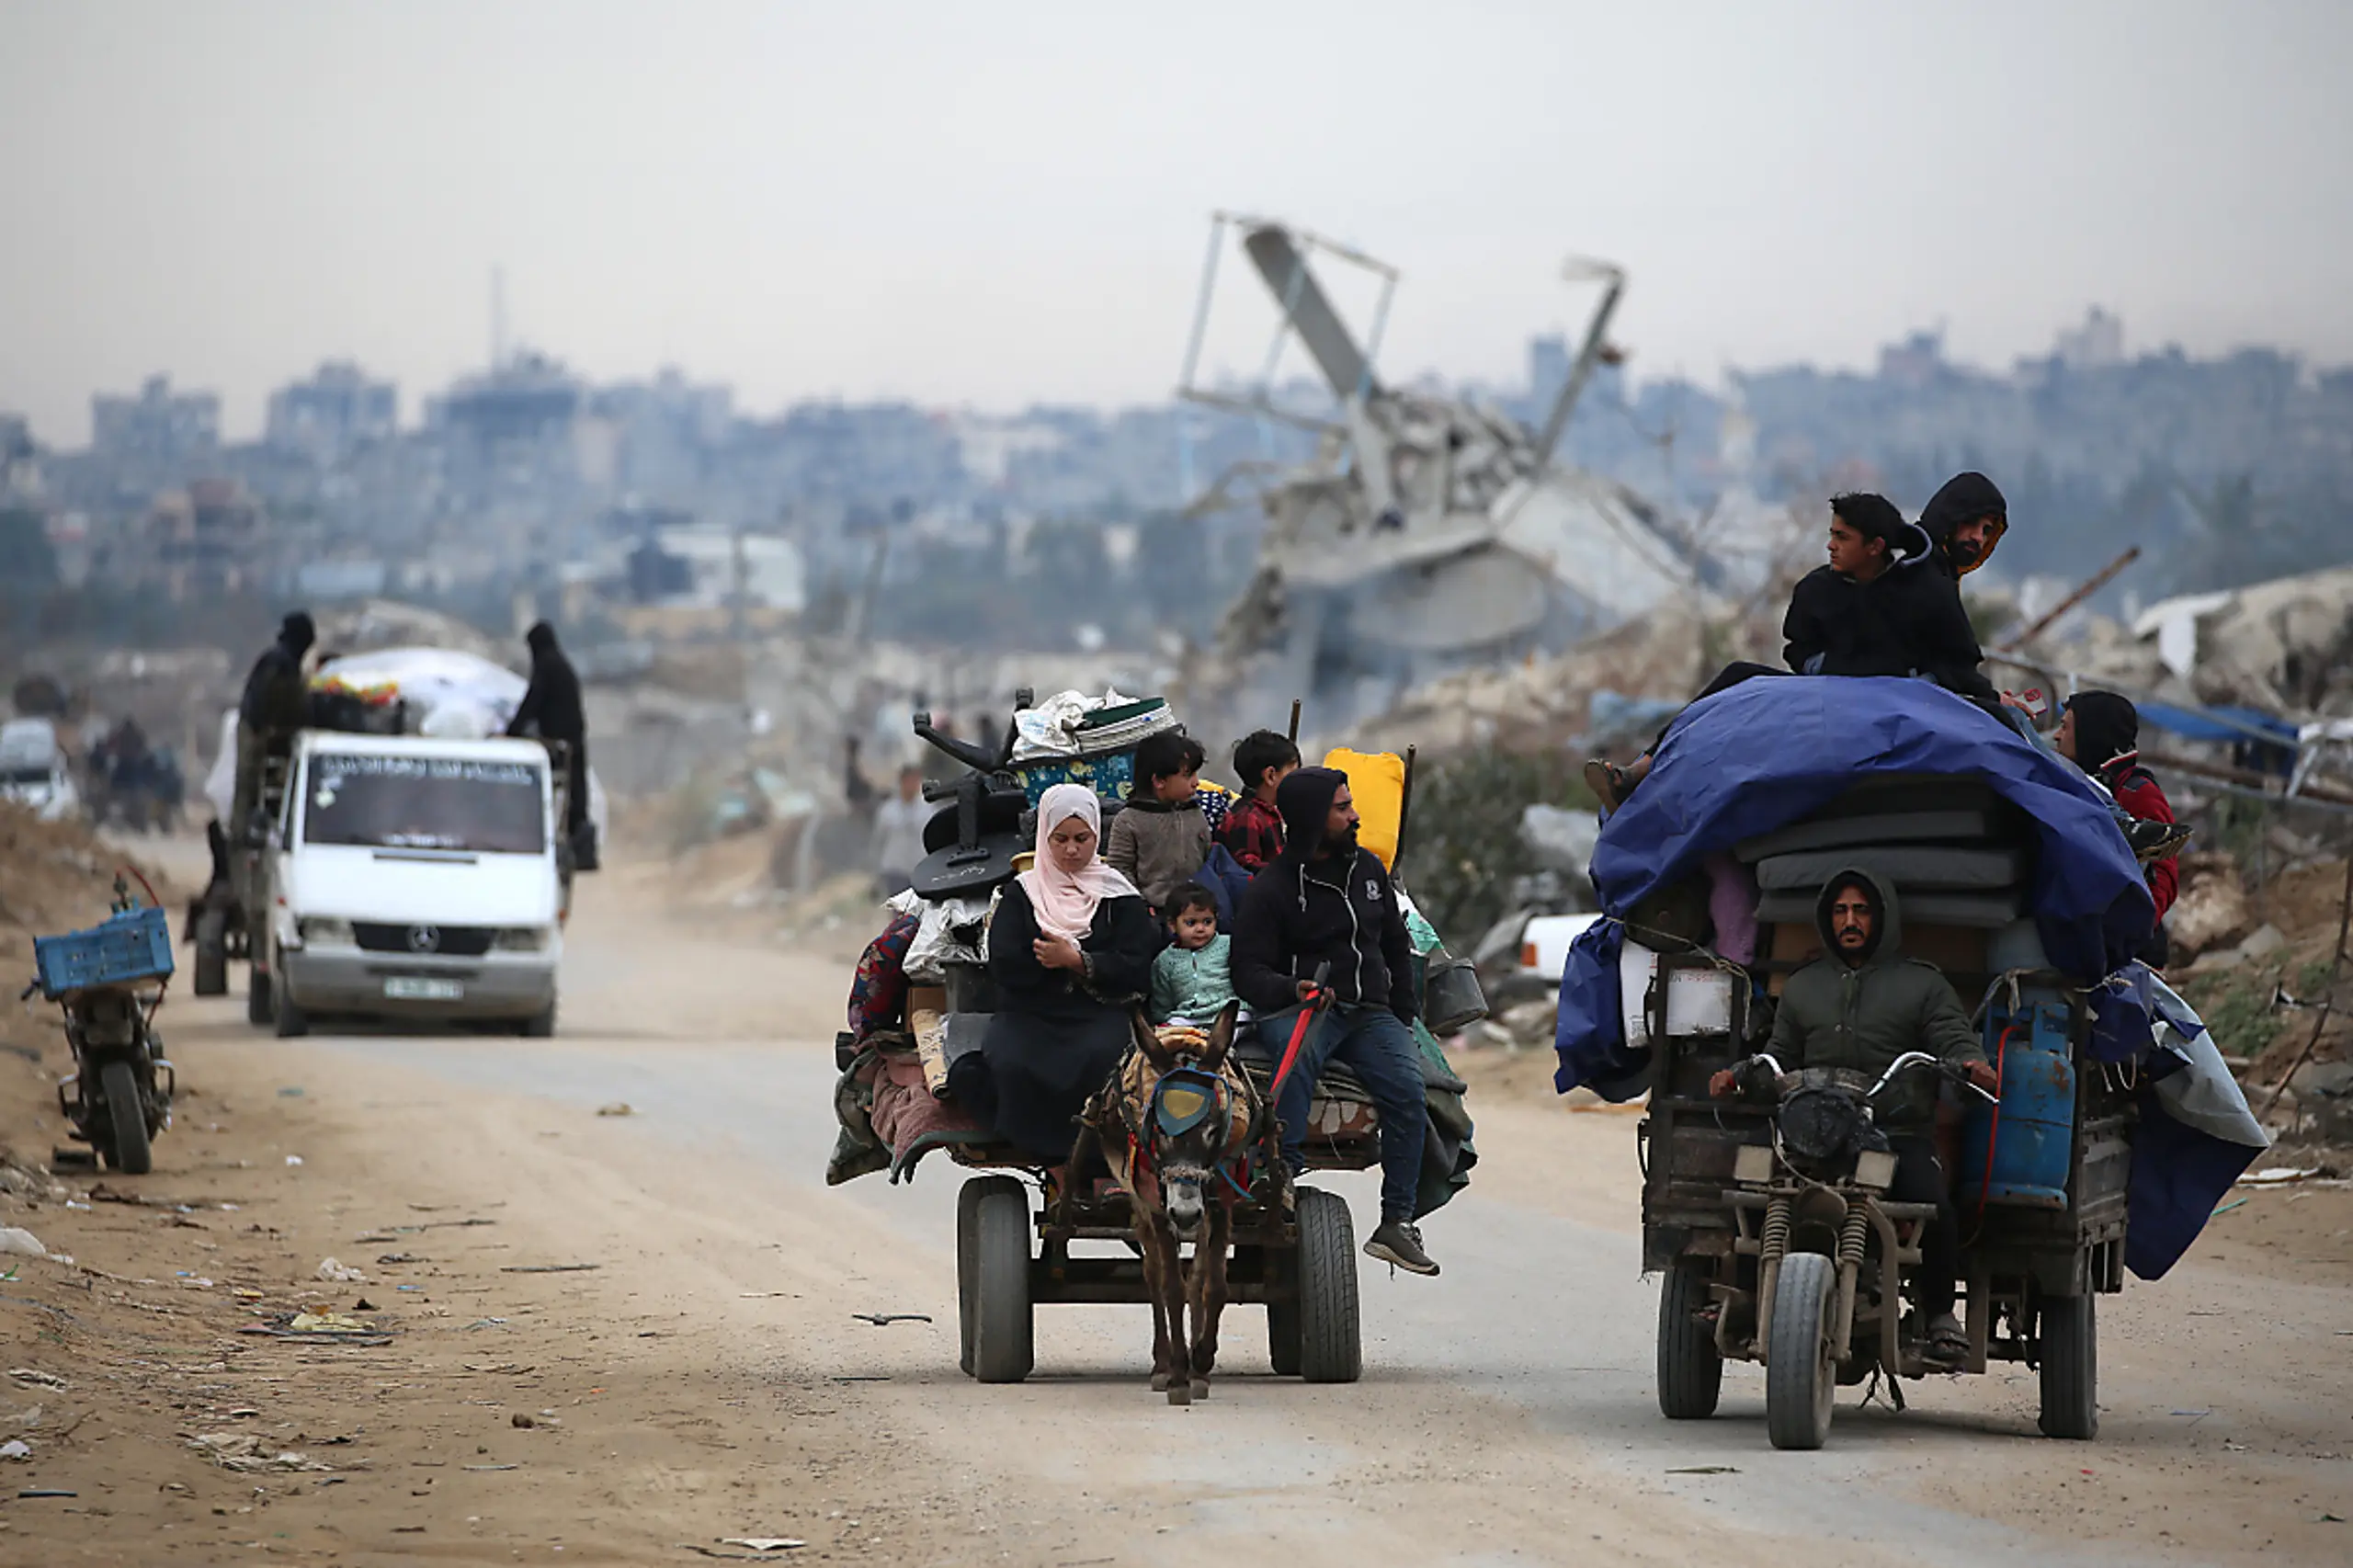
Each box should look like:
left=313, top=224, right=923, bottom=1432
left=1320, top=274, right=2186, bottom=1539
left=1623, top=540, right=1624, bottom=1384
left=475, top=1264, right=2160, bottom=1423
left=947, top=784, right=1161, bottom=1160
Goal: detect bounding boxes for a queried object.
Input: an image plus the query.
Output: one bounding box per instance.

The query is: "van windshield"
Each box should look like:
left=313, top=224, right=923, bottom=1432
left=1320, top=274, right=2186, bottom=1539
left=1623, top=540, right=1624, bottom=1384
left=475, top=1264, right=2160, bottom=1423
left=301, top=753, right=546, bottom=855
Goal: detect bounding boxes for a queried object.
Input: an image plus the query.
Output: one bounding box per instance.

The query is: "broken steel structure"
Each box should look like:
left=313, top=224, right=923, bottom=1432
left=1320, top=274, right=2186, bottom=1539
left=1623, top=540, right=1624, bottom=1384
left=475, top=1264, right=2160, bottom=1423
left=1175, top=212, right=1717, bottom=720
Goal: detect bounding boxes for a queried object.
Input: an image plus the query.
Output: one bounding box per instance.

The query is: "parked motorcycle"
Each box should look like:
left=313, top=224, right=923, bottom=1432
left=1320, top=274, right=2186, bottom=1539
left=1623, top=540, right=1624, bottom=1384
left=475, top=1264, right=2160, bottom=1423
left=27, top=881, right=177, bottom=1175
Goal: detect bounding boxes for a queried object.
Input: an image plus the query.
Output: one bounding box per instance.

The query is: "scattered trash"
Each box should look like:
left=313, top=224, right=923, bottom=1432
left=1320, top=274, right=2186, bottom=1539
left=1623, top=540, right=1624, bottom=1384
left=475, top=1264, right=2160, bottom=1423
left=850, top=1312, right=932, bottom=1327
left=463, top=1318, right=509, bottom=1330
left=2321, top=1512, right=2346, bottom=1523
left=1665, top=1465, right=1739, bottom=1474
left=2238, top=1166, right=2322, bottom=1186
left=188, top=1433, right=335, bottom=1473
left=0, top=1228, right=48, bottom=1258
left=722, top=1540, right=807, bottom=1554
left=376, top=1253, right=425, bottom=1265
left=7, top=1369, right=67, bottom=1392
left=278, top=1086, right=304, bottom=1097
left=828, top=1375, right=891, bottom=1382
left=596, top=1103, right=634, bottom=1118
left=2224, top=1440, right=2249, bottom=1452
left=285, top=1155, right=303, bottom=1166
left=2210, top=1198, right=2248, bottom=1217
left=17, top=1488, right=75, bottom=1499
left=353, top=1297, right=378, bottom=1311
left=0, top=1439, right=31, bottom=1461
left=510, top=1414, right=537, bottom=1429
left=462, top=1463, right=517, bottom=1471
left=738, top=1291, right=793, bottom=1300
left=288, top=1312, right=373, bottom=1335
left=499, top=1264, right=598, bottom=1274
left=314, top=1257, right=366, bottom=1283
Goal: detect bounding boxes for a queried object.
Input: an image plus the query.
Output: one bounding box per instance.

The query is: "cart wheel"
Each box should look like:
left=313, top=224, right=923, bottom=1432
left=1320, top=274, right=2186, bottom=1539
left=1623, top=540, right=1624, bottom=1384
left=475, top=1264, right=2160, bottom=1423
left=1266, top=1240, right=1302, bottom=1377
left=1294, top=1187, right=1361, bottom=1384
left=100, top=1060, right=152, bottom=1176
left=247, top=966, right=274, bottom=1027
left=518, top=1003, right=557, bottom=1039
left=2038, top=1292, right=2097, bottom=1440
left=1656, top=1257, right=1724, bottom=1420
left=965, top=1176, right=1032, bottom=1384
left=193, top=910, right=229, bottom=997
left=1267, top=1294, right=1303, bottom=1377
left=955, top=1179, right=983, bottom=1377
left=1766, top=1252, right=1836, bottom=1450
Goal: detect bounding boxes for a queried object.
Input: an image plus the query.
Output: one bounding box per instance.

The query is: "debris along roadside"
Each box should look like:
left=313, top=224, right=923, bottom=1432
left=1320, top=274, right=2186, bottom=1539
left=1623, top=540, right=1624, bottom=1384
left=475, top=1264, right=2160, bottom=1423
left=0, top=885, right=922, bottom=1562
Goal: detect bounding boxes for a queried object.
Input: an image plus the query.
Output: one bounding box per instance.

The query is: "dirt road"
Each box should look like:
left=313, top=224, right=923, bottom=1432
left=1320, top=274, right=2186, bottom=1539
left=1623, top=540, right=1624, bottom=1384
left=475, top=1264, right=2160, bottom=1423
left=3, top=864, right=2348, bottom=1565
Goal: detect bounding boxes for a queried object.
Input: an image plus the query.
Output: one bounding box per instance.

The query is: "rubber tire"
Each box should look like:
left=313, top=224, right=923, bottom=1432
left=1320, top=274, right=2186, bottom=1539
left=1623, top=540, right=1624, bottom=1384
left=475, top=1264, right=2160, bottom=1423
left=1294, top=1187, right=1362, bottom=1384
left=955, top=1180, right=983, bottom=1377
left=519, top=1004, right=557, bottom=1039
left=1766, top=1252, right=1837, bottom=1450
left=1267, top=1282, right=1303, bottom=1378
left=968, top=1177, right=1033, bottom=1384
left=193, top=911, right=229, bottom=997
left=1657, top=1257, right=1725, bottom=1420
left=100, top=1060, right=152, bottom=1176
left=2038, top=1292, right=2098, bottom=1440
left=247, top=966, right=274, bottom=1027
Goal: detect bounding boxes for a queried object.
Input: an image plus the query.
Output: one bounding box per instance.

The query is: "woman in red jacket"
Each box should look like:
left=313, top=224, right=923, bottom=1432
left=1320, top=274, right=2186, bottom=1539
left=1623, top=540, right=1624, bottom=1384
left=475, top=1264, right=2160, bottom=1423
left=2057, top=691, right=2180, bottom=957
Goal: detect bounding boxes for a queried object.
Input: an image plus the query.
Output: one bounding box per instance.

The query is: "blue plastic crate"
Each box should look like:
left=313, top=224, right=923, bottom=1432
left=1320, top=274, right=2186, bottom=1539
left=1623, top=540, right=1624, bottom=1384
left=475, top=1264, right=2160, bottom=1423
left=34, top=905, right=175, bottom=998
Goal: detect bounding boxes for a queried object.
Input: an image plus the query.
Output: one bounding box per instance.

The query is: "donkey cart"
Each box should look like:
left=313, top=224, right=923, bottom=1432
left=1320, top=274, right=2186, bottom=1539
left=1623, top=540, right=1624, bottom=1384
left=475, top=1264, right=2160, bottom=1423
left=952, top=1038, right=1381, bottom=1387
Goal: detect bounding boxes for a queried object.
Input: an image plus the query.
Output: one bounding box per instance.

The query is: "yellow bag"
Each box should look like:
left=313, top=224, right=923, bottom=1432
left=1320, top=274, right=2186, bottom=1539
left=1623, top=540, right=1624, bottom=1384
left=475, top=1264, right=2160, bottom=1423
left=1320, top=747, right=1407, bottom=869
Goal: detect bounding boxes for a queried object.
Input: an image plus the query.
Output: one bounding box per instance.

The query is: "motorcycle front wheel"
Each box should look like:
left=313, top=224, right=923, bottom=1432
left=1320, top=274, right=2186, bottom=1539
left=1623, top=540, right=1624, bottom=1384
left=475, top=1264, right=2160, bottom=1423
left=99, top=1059, right=152, bottom=1176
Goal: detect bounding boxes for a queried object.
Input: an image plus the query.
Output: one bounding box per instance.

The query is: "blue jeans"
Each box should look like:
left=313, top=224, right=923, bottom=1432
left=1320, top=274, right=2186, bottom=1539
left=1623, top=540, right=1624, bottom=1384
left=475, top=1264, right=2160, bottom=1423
left=1264, top=1003, right=1427, bottom=1222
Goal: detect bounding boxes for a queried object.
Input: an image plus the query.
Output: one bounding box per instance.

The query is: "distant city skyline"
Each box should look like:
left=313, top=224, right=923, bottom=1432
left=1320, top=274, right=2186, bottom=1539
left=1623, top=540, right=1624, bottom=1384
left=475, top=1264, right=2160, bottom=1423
left=5, top=0, right=2349, bottom=446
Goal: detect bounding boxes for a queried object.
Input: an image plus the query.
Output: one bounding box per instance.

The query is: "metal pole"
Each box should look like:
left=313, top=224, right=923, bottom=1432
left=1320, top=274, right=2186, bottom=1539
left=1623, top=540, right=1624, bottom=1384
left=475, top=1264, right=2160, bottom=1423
left=1286, top=699, right=1302, bottom=744
left=1392, top=744, right=1418, bottom=875
left=1997, top=546, right=2142, bottom=652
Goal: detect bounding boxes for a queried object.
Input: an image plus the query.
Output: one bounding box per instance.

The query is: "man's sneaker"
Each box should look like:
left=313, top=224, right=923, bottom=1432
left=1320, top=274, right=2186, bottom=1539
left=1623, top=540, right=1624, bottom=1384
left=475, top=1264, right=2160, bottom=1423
left=2126, top=819, right=2194, bottom=863
left=1921, top=1311, right=1968, bottom=1367
left=1365, top=1218, right=1439, bottom=1277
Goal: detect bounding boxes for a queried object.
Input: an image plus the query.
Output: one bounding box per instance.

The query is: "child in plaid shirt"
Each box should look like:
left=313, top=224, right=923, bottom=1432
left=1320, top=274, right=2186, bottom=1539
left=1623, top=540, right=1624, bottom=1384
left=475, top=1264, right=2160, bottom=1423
left=1218, top=729, right=1299, bottom=873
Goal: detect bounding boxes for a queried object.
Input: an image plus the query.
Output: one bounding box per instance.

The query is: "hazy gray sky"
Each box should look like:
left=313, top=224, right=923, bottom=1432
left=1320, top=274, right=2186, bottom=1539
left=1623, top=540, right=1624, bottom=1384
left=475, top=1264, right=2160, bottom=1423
left=4, top=0, right=2347, bottom=444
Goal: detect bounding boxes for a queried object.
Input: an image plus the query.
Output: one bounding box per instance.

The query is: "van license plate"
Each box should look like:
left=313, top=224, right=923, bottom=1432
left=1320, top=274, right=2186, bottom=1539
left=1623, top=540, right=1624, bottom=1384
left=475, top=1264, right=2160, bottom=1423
left=383, top=978, right=464, bottom=1001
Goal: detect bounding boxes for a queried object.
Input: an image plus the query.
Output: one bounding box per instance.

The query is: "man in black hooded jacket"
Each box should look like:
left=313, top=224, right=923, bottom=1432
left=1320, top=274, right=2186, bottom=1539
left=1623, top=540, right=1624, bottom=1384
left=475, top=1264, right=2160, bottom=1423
left=1231, top=767, right=1438, bottom=1276
left=506, top=621, right=591, bottom=854
left=230, top=611, right=315, bottom=844
left=1877, top=471, right=2010, bottom=709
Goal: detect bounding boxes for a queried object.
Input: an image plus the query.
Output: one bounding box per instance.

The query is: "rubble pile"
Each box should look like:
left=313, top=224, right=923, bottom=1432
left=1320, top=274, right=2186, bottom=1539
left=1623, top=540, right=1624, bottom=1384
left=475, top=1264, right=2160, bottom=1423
left=1351, top=590, right=1784, bottom=759
left=2055, top=565, right=2353, bottom=716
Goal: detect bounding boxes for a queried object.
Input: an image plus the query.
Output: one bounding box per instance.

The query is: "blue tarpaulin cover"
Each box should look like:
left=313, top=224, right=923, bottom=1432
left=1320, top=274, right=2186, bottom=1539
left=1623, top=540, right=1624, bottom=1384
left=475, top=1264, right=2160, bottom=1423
left=1554, top=675, right=2262, bottom=1279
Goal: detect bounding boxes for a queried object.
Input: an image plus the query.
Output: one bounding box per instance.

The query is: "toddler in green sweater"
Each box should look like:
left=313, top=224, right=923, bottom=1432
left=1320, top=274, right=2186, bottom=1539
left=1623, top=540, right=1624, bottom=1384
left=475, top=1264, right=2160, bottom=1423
left=1147, top=883, right=1245, bottom=1027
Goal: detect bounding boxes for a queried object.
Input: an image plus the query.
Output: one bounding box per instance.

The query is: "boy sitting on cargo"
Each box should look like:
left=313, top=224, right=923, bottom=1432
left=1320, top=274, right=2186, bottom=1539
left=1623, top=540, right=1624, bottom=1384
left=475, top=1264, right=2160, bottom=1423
left=1105, top=730, right=1211, bottom=915
left=1711, top=869, right=1995, bottom=1366
left=1147, top=883, right=1243, bottom=1027
left=1218, top=729, right=1300, bottom=874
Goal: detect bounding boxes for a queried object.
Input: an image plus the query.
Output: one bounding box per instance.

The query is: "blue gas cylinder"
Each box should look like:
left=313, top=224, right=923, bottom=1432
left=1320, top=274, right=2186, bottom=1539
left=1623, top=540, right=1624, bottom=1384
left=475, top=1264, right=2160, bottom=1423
left=1958, top=996, right=2075, bottom=1210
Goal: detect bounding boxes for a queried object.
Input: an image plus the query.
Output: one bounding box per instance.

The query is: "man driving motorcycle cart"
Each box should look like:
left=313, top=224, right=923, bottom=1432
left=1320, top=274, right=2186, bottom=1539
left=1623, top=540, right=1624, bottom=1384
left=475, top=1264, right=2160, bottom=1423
left=1712, top=868, right=1997, bottom=1366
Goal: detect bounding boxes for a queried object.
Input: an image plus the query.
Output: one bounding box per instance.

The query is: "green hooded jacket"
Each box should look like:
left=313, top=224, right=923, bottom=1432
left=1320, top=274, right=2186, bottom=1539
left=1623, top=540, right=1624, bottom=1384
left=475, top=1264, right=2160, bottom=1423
left=1767, top=867, right=1984, bottom=1128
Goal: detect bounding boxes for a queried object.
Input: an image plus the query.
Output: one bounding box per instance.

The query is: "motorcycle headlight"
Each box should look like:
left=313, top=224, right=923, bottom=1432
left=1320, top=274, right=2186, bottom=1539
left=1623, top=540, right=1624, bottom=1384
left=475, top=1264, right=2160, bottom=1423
left=494, top=926, right=551, bottom=952
left=297, top=916, right=353, bottom=947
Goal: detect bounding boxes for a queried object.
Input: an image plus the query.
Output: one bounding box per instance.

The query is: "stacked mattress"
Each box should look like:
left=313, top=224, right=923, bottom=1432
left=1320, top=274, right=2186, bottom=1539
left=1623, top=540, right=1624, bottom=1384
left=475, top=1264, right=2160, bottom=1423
left=1736, top=778, right=2034, bottom=930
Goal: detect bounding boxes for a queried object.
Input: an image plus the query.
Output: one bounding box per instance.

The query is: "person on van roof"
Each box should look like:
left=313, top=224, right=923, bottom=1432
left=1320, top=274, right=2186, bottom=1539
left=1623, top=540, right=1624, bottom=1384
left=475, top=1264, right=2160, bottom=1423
left=229, top=611, right=316, bottom=844
left=1712, top=869, right=1994, bottom=1365
left=506, top=622, right=590, bottom=856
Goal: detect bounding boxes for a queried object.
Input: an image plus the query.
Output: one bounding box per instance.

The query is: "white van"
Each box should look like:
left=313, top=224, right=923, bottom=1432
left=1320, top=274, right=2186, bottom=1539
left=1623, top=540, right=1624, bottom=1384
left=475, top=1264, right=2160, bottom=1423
left=0, top=718, right=79, bottom=823
left=267, top=732, right=563, bottom=1038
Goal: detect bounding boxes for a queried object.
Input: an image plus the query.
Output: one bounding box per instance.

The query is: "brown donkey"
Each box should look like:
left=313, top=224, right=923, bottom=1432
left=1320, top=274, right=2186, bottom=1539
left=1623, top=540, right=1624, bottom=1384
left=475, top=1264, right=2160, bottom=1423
left=1077, top=1003, right=1260, bottom=1405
